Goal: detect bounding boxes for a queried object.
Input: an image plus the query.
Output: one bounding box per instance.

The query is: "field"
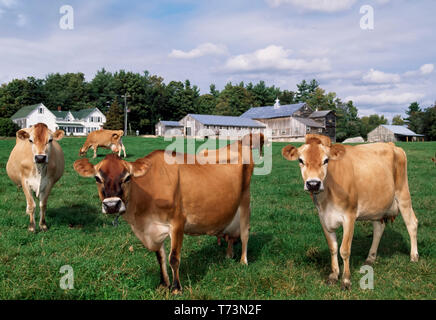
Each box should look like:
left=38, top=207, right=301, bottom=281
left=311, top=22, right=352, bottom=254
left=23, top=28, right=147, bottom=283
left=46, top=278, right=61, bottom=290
left=0, top=136, right=434, bottom=300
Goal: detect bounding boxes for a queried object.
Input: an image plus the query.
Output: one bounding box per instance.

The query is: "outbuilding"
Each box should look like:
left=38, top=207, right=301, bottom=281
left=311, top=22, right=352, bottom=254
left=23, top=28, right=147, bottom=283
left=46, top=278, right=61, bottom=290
left=367, top=125, right=424, bottom=142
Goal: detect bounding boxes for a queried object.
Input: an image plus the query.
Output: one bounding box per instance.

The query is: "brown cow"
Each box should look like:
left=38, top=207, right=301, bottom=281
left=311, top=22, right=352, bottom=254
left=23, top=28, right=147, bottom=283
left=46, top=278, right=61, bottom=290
left=79, top=129, right=126, bottom=158
left=282, top=134, right=419, bottom=290
left=73, top=134, right=263, bottom=293
left=6, top=123, right=65, bottom=232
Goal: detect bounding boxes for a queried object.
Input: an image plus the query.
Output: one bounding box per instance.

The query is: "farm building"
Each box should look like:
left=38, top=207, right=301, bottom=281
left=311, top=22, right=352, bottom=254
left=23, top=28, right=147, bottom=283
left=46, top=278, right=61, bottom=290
left=155, top=120, right=183, bottom=136
left=179, top=114, right=266, bottom=137
left=367, top=125, right=425, bottom=142
left=11, top=103, right=106, bottom=136
left=240, top=99, right=336, bottom=142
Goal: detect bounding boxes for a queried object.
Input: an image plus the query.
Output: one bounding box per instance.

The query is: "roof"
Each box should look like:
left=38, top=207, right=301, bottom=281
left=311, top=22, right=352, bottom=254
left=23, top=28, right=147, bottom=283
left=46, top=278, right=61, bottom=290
left=188, top=114, right=266, bottom=128
left=52, top=111, right=69, bottom=119
left=11, top=103, right=42, bottom=120
left=294, top=117, right=324, bottom=128
left=239, top=103, right=307, bottom=119
left=159, top=121, right=183, bottom=127
left=72, top=108, right=97, bottom=120
left=381, top=125, right=424, bottom=137
left=309, top=110, right=333, bottom=118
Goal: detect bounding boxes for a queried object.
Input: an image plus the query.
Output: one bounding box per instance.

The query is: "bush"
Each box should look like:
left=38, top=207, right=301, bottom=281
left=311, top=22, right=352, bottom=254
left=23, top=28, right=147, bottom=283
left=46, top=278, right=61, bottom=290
left=0, top=118, right=20, bottom=137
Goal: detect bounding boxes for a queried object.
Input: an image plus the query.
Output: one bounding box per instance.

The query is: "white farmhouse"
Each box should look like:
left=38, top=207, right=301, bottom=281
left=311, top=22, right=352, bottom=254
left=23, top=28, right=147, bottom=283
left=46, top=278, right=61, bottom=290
left=11, top=103, right=106, bottom=136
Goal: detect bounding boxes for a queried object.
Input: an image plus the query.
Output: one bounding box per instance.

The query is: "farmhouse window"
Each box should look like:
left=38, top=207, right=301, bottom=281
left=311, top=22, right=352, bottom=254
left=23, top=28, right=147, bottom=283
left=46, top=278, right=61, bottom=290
left=39, top=107, right=44, bottom=114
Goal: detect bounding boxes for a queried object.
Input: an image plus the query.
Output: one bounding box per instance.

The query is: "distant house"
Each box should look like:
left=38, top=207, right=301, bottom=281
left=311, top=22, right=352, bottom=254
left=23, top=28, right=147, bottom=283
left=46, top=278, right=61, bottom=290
left=240, top=99, right=336, bottom=142
left=179, top=114, right=266, bottom=137
left=367, top=125, right=425, bottom=142
left=11, top=103, right=106, bottom=136
left=155, top=120, right=184, bottom=136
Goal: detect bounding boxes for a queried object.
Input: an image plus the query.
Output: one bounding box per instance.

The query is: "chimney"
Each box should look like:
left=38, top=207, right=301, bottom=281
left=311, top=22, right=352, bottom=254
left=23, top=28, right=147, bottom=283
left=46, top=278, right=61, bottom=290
left=273, top=97, right=280, bottom=109
left=58, top=106, right=61, bottom=111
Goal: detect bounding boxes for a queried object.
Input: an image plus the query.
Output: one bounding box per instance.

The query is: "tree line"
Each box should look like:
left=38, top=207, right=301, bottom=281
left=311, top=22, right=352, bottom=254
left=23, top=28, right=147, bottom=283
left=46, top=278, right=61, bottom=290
left=0, top=68, right=434, bottom=140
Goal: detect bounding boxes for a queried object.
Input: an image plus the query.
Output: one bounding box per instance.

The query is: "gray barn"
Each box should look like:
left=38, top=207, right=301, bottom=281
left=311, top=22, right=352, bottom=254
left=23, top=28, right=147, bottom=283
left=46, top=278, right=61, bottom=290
left=155, top=120, right=184, bottom=136
left=367, top=125, right=425, bottom=142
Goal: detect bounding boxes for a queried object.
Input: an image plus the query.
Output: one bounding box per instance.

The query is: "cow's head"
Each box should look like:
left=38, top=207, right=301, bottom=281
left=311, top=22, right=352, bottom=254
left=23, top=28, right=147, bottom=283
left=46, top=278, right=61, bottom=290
left=73, top=154, right=151, bottom=215
left=281, top=134, right=345, bottom=194
left=17, top=123, right=64, bottom=164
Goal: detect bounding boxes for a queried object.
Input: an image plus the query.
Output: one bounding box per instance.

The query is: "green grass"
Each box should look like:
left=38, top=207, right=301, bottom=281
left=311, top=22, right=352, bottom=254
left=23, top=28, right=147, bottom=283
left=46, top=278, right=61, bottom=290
left=0, top=136, right=434, bottom=299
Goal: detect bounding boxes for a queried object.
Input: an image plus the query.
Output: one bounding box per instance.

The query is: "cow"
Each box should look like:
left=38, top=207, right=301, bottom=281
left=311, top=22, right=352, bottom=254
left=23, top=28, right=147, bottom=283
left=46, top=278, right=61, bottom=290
left=6, top=123, right=65, bottom=232
left=73, top=133, right=263, bottom=293
left=79, top=129, right=126, bottom=158
left=281, top=134, right=419, bottom=290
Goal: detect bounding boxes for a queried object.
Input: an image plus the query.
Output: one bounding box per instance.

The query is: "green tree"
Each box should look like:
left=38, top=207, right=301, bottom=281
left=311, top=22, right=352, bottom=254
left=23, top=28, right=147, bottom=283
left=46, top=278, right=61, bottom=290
left=0, top=118, right=20, bottom=136
left=104, top=100, right=124, bottom=130
left=405, top=102, right=422, bottom=133
left=392, top=115, right=405, bottom=125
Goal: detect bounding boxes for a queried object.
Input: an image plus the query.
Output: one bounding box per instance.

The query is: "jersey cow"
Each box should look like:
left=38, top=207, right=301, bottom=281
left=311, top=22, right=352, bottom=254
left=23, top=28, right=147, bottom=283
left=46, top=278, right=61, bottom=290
left=6, top=123, right=65, bottom=232
left=79, top=129, right=126, bottom=158
left=282, top=134, right=419, bottom=290
left=73, top=134, right=263, bottom=293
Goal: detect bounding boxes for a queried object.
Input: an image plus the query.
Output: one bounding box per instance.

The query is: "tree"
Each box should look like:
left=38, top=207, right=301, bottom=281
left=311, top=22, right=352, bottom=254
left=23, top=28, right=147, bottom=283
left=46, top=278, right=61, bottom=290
left=104, top=100, right=124, bottom=130
left=296, top=79, right=319, bottom=102
left=0, top=118, right=20, bottom=137
left=392, top=115, right=405, bottom=125
left=405, top=102, right=422, bottom=133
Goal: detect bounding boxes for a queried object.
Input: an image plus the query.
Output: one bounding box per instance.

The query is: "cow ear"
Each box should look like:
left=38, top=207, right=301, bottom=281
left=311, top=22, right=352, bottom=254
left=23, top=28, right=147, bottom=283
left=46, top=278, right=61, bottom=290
left=73, top=158, right=96, bottom=177
left=17, top=129, right=30, bottom=140
left=53, top=130, right=64, bottom=141
left=126, top=158, right=151, bottom=177
left=282, top=145, right=298, bottom=161
left=329, top=144, right=345, bottom=160
left=111, top=133, right=120, bottom=143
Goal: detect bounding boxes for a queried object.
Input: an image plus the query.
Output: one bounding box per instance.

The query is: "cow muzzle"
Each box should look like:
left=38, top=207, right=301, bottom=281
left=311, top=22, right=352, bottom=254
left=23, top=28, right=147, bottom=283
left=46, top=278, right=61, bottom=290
left=34, top=154, right=47, bottom=164
left=305, top=179, right=323, bottom=193
left=102, top=197, right=126, bottom=214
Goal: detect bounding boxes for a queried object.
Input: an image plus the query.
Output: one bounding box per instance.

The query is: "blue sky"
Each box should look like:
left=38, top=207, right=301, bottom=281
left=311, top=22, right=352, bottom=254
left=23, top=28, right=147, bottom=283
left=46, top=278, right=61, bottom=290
left=0, top=0, right=435, bottom=119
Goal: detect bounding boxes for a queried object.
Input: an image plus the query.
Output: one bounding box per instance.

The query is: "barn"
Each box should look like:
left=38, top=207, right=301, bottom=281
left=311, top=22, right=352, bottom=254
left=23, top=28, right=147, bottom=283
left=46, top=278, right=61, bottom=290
left=367, top=125, right=425, bottom=142
left=240, top=99, right=336, bottom=142
left=179, top=114, right=266, bottom=137
left=155, top=120, right=184, bottom=136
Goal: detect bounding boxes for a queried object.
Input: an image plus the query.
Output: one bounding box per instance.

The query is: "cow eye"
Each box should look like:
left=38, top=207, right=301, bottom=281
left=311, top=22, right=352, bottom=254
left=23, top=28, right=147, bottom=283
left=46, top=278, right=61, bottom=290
left=29, top=139, right=33, bottom=143
left=123, top=175, right=131, bottom=183
left=323, top=158, right=329, bottom=165
left=95, top=176, right=103, bottom=184
left=48, top=138, right=53, bottom=143
left=298, top=158, right=304, bottom=165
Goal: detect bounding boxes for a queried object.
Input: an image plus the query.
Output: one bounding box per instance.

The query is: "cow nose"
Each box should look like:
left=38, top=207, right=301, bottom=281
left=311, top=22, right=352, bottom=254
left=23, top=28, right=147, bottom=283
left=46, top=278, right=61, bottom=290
left=102, top=198, right=122, bottom=214
left=34, top=155, right=47, bottom=163
left=306, top=180, right=321, bottom=192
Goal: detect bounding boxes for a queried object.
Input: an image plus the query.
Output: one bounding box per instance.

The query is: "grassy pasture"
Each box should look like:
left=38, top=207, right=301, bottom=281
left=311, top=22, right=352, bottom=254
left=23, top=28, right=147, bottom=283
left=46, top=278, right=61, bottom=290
left=0, top=136, right=434, bottom=300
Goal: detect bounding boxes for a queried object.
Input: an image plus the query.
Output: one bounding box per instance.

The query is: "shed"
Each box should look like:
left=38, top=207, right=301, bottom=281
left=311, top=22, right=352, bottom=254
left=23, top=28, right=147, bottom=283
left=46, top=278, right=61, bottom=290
left=155, top=120, right=183, bottom=136
left=367, top=125, right=425, bottom=142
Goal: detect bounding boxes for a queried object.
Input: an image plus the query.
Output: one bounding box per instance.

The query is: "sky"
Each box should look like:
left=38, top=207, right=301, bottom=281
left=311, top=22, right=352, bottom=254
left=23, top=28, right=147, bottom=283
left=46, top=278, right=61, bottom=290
left=0, top=0, right=435, bottom=119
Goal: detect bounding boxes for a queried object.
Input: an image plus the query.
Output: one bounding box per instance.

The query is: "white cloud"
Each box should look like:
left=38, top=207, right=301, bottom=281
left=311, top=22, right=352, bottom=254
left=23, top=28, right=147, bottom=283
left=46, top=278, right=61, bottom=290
left=169, top=43, right=228, bottom=59
left=224, top=45, right=331, bottom=74
left=16, top=13, right=26, bottom=27
left=266, top=0, right=356, bottom=12
left=0, top=0, right=17, bottom=8
left=345, top=92, right=424, bottom=105
left=362, top=68, right=401, bottom=84
left=419, top=63, right=434, bottom=75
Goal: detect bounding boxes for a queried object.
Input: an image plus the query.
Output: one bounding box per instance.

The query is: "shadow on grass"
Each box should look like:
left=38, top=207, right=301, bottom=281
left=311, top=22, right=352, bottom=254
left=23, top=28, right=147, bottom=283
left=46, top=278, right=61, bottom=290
left=174, top=232, right=273, bottom=287
left=46, top=204, right=105, bottom=232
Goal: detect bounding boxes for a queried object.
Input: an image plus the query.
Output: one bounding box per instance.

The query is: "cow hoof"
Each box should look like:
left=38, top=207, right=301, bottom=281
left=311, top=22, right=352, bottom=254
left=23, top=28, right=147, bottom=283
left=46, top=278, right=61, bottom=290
left=341, top=280, right=351, bottom=290
left=240, top=258, right=248, bottom=266
left=40, top=224, right=48, bottom=232
left=28, top=225, right=35, bottom=232
left=411, top=253, right=419, bottom=262
left=171, top=287, right=182, bottom=295
left=364, top=259, right=374, bottom=266
left=326, top=274, right=338, bottom=285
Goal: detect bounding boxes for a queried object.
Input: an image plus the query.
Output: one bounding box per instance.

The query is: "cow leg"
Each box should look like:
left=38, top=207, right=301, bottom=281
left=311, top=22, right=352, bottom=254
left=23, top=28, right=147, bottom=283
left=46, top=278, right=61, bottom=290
left=226, top=236, right=234, bottom=259
left=38, top=183, right=52, bottom=232
left=92, top=145, right=97, bottom=158
left=321, top=224, right=340, bottom=285
left=156, top=245, right=170, bottom=288
left=22, top=180, right=36, bottom=232
left=365, top=220, right=385, bottom=265
left=239, top=191, right=251, bottom=265
left=169, top=225, right=184, bottom=294
left=396, top=195, right=419, bottom=262
left=340, top=216, right=356, bottom=290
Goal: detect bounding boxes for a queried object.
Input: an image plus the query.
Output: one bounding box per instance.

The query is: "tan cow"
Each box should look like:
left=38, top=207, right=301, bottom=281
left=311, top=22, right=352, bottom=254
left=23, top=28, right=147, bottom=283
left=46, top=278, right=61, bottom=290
left=73, top=134, right=263, bottom=293
left=6, top=123, right=65, bottom=232
left=79, top=129, right=126, bottom=158
left=282, top=134, right=419, bottom=290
